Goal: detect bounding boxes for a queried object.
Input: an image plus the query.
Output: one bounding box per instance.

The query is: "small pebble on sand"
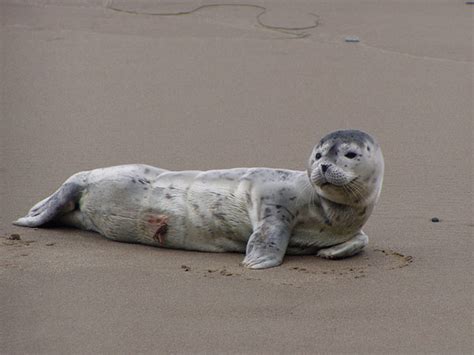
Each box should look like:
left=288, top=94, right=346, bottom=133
left=8, top=234, right=21, bottom=240
left=345, top=36, right=360, bottom=43
left=431, top=217, right=440, bottom=223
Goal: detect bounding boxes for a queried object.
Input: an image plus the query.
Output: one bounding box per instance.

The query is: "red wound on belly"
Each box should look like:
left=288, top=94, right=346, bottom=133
left=149, top=215, right=169, bottom=245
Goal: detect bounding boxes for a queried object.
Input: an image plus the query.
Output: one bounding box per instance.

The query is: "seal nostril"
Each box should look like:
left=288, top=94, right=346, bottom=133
left=321, top=164, right=329, bottom=173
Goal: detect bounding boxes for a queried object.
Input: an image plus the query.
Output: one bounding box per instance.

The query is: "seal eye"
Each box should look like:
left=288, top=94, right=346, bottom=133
left=345, top=152, right=357, bottom=159
left=315, top=153, right=322, bottom=160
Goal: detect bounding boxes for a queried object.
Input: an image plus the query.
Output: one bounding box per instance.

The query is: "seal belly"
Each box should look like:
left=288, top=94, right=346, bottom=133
left=136, top=173, right=252, bottom=252
left=80, top=179, right=149, bottom=243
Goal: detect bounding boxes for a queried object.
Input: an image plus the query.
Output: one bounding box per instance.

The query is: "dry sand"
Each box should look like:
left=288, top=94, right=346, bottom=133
left=1, top=0, right=472, bottom=353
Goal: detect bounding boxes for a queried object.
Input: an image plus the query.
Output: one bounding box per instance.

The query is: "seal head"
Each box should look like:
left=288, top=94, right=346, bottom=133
left=308, top=130, right=384, bottom=206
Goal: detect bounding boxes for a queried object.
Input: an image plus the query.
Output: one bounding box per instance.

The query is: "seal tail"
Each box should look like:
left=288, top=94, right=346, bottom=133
left=13, top=172, right=87, bottom=228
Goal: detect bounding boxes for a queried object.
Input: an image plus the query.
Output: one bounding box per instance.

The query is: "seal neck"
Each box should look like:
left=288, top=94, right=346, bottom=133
left=317, top=195, right=371, bottom=231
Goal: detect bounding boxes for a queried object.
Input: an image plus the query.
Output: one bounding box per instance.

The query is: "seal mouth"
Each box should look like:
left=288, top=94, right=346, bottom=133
left=309, top=165, right=357, bottom=189
left=313, top=177, right=357, bottom=189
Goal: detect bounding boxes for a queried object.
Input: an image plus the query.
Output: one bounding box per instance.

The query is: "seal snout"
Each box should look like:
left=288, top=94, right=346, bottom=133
left=321, top=164, right=330, bottom=173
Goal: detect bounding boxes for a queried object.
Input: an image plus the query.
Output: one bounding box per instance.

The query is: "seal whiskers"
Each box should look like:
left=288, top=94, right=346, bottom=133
left=342, top=178, right=366, bottom=202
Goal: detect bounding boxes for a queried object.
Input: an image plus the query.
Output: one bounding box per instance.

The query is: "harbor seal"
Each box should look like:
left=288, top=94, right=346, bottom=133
left=13, top=129, right=384, bottom=269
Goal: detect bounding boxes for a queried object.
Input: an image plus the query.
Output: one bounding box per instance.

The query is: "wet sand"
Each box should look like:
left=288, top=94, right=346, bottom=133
left=1, top=0, right=472, bottom=353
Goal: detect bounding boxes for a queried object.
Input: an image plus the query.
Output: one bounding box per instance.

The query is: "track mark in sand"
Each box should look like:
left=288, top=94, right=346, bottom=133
left=179, top=264, right=264, bottom=281
left=289, top=265, right=368, bottom=279
left=1, top=234, right=36, bottom=247
left=373, top=248, right=413, bottom=269
left=181, top=264, right=191, bottom=272
left=106, top=2, right=320, bottom=39
left=175, top=246, right=413, bottom=288
left=286, top=246, right=414, bottom=279
left=8, top=234, right=21, bottom=240
left=1, top=234, right=38, bottom=269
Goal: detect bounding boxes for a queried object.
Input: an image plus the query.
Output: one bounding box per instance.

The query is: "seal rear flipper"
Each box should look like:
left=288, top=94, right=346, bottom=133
left=13, top=173, right=86, bottom=228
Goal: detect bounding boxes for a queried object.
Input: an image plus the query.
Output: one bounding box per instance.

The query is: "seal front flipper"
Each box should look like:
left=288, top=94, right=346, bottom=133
left=241, top=216, right=292, bottom=270
left=317, top=231, right=368, bottom=259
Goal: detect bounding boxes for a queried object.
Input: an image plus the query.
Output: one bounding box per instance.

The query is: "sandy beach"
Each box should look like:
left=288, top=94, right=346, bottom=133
left=1, top=0, right=472, bottom=353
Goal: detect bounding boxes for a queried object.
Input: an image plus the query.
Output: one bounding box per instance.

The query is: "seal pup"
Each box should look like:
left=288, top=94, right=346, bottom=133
left=14, top=130, right=384, bottom=269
